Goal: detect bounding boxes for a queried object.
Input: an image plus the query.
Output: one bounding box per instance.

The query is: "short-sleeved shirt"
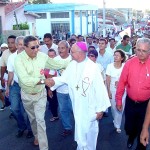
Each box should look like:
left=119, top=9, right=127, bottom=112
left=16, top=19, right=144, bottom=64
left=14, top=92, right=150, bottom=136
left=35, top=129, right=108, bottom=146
left=106, top=46, right=116, bottom=55
left=0, top=49, right=12, bottom=67
left=116, top=44, right=132, bottom=55
left=96, top=50, right=114, bottom=71
left=7, top=51, right=18, bottom=83
left=40, top=43, right=58, bottom=55
left=106, top=63, right=124, bottom=92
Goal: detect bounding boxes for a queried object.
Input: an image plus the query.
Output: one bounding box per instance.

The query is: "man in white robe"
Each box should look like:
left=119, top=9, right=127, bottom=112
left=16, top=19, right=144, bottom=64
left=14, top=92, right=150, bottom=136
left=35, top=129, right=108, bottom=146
left=49, top=42, right=111, bottom=150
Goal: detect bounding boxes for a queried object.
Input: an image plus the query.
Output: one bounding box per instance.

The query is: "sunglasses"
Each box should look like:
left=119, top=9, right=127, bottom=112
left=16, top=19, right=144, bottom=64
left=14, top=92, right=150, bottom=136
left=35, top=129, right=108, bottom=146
left=29, top=45, right=39, bottom=50
left=88, top=54, right=95, bottom=58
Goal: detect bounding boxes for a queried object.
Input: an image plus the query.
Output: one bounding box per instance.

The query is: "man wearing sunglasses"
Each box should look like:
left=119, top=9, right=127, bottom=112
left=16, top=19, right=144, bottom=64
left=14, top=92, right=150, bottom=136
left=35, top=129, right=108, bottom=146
left=14, top=36, right=70, bottom=150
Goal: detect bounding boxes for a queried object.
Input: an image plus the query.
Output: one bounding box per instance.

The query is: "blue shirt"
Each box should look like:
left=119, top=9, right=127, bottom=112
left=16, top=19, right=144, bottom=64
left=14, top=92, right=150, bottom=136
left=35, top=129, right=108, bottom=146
left=96, top=51, right=114, bottom=71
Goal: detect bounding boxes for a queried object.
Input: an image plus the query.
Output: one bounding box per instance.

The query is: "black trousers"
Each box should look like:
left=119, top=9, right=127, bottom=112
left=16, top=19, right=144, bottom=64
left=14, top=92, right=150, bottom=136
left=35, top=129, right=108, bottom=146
left=47, top=89, right=58, bottom=117
left=124, top=95, right=149, bottom=150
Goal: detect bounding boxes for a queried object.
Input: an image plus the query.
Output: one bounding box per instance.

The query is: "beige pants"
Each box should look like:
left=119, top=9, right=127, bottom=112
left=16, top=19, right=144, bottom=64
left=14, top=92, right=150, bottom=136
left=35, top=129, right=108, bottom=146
left=21, top=88, right=48, bottom=150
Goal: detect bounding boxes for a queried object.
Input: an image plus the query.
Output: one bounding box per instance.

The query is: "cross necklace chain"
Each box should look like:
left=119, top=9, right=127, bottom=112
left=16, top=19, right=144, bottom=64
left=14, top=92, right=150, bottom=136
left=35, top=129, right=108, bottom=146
left=75, top=63, right=83, bottom=91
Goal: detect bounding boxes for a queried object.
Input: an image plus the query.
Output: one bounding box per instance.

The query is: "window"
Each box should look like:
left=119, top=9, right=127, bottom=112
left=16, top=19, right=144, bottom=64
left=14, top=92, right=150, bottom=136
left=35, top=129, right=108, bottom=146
left=36, top=13, right=47, bottom=19
left=51, top=23, right=70, bottom=39
left=75, top=12, right=79, bottom=17
left=51, top=12, right=69, bottom=18
left=75, top=11, right=86, bottom=17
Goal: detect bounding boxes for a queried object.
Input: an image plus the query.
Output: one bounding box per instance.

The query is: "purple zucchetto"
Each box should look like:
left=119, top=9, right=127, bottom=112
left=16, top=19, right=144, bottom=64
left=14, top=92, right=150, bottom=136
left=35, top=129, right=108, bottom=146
left=76, top=42, right=88, bottom=52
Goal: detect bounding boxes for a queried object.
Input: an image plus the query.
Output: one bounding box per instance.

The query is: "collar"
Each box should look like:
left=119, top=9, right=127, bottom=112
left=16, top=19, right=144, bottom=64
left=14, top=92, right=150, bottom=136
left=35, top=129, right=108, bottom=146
left=137, top=56, right=150, bottom=64
left=24, top=51, right=37, bottom=60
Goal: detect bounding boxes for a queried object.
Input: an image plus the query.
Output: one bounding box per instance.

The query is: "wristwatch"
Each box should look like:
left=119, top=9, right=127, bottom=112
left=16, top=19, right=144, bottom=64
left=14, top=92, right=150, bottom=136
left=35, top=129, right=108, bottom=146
left=40, top=79, right=45, bottom=84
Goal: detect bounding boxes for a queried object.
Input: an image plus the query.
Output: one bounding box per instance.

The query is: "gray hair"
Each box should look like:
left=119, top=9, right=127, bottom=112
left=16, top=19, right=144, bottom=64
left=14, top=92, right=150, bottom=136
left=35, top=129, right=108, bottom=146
left=15, top=36, right=25, bottom=45
left=136, top=38, right=150, bottom=48
left=58, top=40, right=70, bottom=49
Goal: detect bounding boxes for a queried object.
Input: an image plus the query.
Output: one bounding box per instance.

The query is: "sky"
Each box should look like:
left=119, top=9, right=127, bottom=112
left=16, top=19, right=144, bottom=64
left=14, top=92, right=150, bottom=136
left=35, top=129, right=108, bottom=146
left=51, top=0, right=150, bottom=10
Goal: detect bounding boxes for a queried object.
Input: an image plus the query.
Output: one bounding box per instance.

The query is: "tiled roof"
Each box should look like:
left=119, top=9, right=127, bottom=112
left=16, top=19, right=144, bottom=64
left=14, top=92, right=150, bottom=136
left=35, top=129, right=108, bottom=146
left=5, top=1, right=26, bottom=15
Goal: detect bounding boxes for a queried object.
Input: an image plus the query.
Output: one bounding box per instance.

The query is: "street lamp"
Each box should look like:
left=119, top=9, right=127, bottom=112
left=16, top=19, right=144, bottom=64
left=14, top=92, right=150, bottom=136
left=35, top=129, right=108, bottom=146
left=103, top=0, right=106, bottom=37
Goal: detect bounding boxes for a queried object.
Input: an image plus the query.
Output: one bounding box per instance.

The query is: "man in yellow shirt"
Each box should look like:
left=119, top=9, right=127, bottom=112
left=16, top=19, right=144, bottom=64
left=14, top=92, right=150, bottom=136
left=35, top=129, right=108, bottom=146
left=14, top=36, right=70, bottom=150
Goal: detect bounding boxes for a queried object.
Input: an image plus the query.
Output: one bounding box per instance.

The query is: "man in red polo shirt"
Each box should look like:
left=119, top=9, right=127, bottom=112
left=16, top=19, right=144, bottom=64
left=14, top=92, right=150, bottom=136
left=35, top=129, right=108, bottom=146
left=116, top=38, right=150, bottom=150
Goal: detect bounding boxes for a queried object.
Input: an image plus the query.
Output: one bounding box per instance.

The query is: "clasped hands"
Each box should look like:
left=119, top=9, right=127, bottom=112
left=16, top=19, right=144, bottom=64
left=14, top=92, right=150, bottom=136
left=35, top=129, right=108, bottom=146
left=44, top=78, right=55, bottom=88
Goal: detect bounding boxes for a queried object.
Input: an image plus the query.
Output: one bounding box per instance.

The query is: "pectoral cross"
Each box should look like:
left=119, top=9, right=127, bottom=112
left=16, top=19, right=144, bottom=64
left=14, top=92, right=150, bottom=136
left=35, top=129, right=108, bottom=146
left=76, top=85, right=79, bottom=90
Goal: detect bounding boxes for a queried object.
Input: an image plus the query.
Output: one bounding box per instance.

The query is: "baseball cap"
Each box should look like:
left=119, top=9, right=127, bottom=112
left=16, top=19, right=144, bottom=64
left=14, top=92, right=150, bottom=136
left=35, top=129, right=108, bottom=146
left=1, top=43, right=8, bottom=48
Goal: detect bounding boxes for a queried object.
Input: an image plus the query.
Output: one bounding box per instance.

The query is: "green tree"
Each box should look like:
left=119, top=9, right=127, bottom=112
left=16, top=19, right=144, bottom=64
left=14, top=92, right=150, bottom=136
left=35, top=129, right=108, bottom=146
left=13, top=22, right=29, bottom=30
left=28, top=0, right=52, bottom=4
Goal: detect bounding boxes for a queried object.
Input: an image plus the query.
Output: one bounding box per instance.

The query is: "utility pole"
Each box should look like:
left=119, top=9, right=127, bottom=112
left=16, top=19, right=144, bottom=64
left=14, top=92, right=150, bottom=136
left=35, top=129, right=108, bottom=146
left=103, top=0, right=106, bottom=37
left=14, top=11, right=19, bottom=30
left=128, top=8, right=130, bottom=24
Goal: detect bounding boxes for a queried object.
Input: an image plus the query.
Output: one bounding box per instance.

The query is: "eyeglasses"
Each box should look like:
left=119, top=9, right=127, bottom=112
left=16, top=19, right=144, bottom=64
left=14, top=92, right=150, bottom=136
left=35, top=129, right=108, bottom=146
left=88, top=54, right=95, bottom=58
left=28, top=45, right=39, bottom=50
left=136, top=49, right=150, bottom=54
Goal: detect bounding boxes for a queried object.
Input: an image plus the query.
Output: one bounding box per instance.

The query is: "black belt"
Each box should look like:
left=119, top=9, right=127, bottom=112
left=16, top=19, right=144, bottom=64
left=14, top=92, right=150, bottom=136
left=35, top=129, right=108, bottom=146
left=127, top=95, right=149, bottom=104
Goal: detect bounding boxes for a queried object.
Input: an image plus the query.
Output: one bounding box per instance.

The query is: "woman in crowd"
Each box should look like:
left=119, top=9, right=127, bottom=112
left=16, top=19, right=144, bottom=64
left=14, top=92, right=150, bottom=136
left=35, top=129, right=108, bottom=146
left=106, top=49, right=126, bottom=133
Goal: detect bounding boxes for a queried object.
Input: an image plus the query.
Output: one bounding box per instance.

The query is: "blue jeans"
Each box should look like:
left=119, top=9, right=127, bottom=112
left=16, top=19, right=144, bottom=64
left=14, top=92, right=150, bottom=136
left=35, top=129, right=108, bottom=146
left=57, top=92, right=72, bottom=130
left=9, top=81, right=31, bottom=131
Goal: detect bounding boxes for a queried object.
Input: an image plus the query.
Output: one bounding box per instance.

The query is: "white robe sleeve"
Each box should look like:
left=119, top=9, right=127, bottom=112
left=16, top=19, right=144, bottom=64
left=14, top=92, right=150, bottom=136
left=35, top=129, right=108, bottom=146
left=93, top=66, right=111, bottom=112
left=50, top=61, right=72, bottom=91
left=51, top=76, right=66, bottom=91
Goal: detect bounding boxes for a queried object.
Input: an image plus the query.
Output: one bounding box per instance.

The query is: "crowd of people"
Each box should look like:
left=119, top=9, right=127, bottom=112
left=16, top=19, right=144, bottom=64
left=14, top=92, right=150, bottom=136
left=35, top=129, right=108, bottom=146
left=0, top=31, right=150, bottom=150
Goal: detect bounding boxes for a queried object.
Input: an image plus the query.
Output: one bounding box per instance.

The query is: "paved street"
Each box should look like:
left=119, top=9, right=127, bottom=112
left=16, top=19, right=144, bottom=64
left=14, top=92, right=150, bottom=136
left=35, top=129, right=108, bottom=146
left=0, top=105, right=149, bottom=150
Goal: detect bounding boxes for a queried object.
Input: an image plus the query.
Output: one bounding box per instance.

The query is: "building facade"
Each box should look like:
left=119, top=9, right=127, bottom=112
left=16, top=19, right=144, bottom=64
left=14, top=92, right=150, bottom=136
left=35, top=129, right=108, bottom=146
left=24, top=3, right=99, bottom=38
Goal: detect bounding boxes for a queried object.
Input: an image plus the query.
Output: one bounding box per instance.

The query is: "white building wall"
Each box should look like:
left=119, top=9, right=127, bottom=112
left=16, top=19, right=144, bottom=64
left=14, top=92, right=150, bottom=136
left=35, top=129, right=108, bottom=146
left=74, top=16, right=94, bottom=36
left=36, top=19, right=51, bottom=38
left=36, top=12, right=70, bottom=38
left=36, top=12, right=51, bottom=38
left=0, top=6, right=6, bottom=33
left=35, top=11, right=97, bottom=38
